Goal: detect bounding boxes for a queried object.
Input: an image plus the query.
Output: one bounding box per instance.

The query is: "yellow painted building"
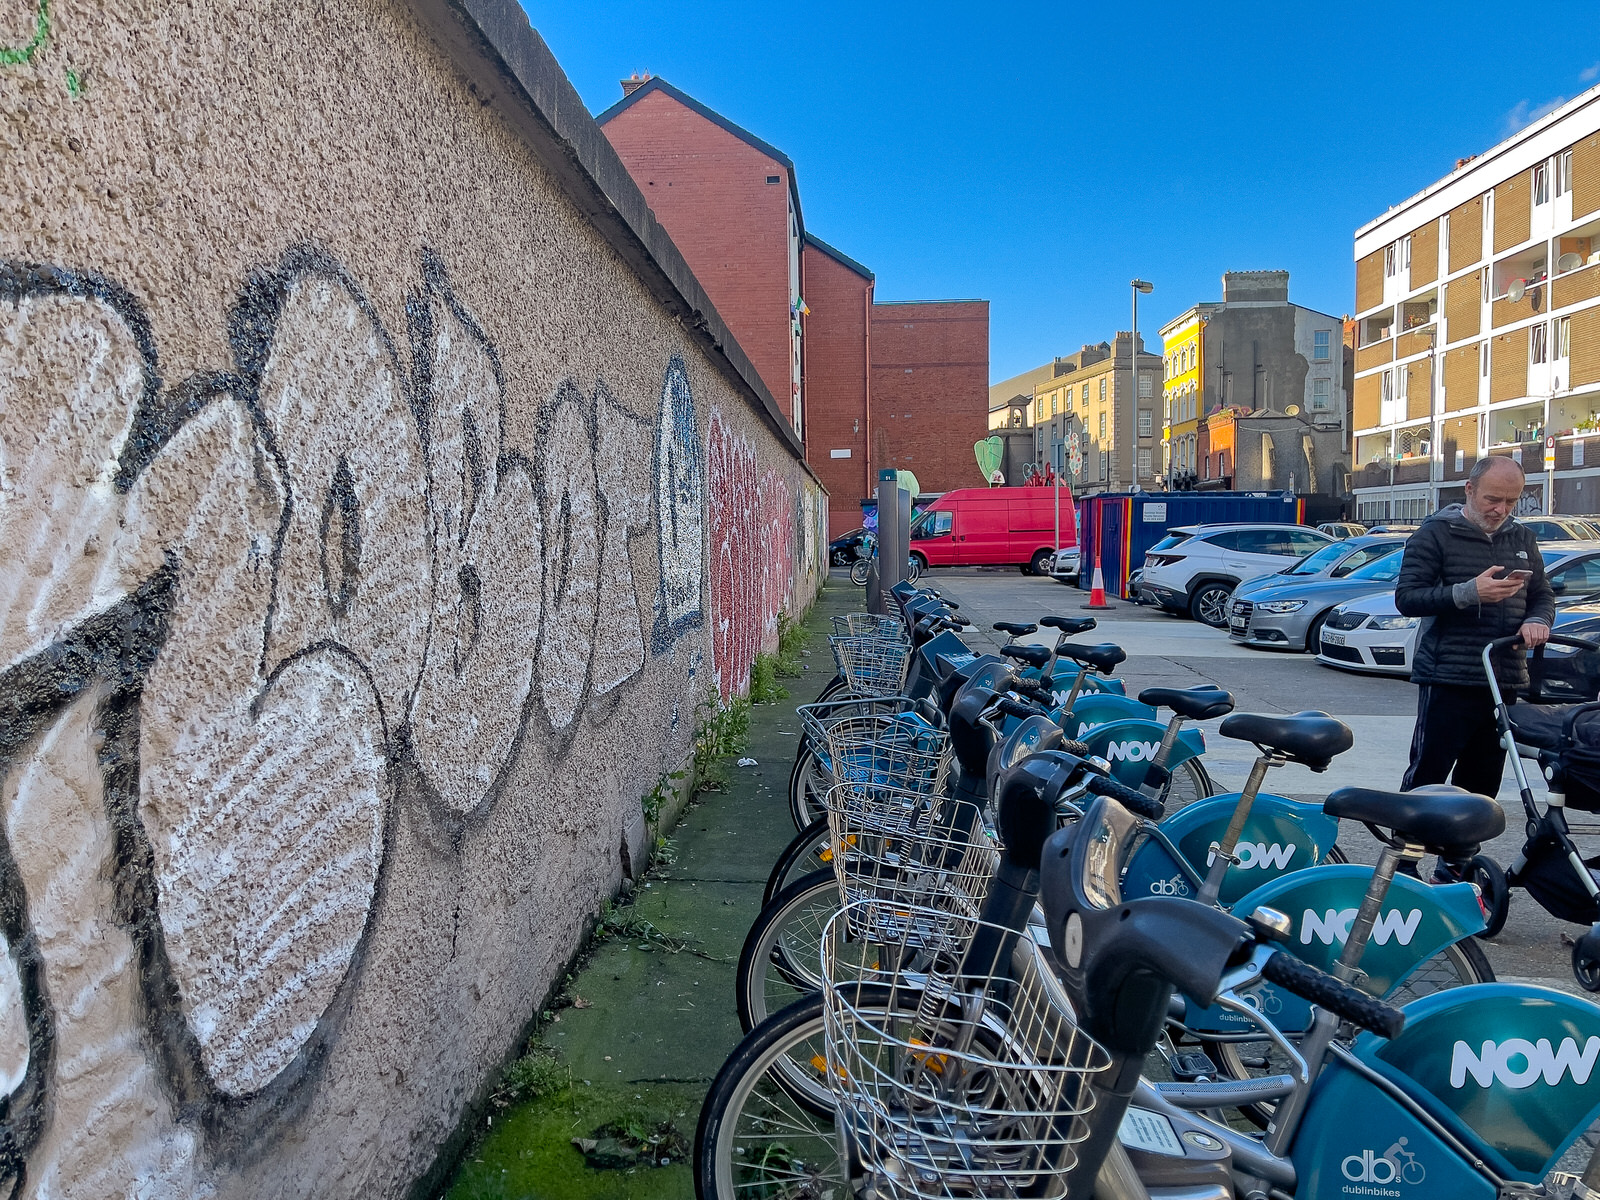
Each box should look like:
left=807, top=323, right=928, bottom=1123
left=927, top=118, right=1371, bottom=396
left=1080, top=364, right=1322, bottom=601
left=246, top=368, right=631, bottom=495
left=1160, top=308, right=1210, bottom=479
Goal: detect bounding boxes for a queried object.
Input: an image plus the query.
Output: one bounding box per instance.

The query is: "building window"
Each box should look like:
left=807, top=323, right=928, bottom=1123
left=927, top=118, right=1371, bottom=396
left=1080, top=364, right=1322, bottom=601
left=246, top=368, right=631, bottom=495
left=1314, top=330, right=1331, bottom=362
left=1531, top=321, right=1548, bottom=365
left=1051, top=392, right=1058, bottom=416
left=1139, top=372, right=1153, bottom=398
left=1558, top=149, right=1574, bottom=198
left=1395, top=366, right=1408, bottom=401
left=1138, top=410, right=1153, bottom=437
left=1558, top=315, right=1572, bottom=360
left=1098, top=412, right=1107, bottom=439
left=1312, top=378, right=1331, bottom=411
left=1481, top=341, right=1489, bottom=376
left=1081, top=383, right=1089, bottom=403
left=1099, top=378, right=1107, bottom=402
left=1533, top=162, right=1550, bottom=206
left=1164, top=396, right=1171, bottom=421
left=1137, top=448, right=1151, bottom=477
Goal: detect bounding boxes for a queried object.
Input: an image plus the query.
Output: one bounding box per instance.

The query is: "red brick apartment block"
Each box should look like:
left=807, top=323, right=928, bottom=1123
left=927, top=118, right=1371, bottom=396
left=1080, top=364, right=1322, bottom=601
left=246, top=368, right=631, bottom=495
left=871, top=301, right=991, bottom=493
left=599, top=79, right=802, bottom=426
left=802, top=235, right=874, bottom=536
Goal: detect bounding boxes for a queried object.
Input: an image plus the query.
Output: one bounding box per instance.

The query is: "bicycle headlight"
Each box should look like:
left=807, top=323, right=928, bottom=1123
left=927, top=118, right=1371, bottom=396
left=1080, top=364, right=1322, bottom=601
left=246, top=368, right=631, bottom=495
left=1255, top=600, right=1307, bottom=614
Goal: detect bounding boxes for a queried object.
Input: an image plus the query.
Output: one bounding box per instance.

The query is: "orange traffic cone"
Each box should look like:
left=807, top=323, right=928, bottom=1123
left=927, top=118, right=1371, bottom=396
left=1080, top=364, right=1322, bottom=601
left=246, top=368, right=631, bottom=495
left=1084, top=565, right=1112, bottom=610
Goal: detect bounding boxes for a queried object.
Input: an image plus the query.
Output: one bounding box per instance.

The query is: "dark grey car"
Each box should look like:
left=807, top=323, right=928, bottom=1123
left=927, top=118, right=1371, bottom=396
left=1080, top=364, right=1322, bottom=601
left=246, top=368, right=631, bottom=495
left=1228, top=548, right=1405, bottom=652
left=1232, top=533, right=1411, bottom=604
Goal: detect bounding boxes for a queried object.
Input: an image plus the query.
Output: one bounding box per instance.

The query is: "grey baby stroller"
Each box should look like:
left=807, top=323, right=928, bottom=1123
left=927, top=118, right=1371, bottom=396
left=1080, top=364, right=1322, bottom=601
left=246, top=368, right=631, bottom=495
left=1472, top=631, right=1600, bottom=989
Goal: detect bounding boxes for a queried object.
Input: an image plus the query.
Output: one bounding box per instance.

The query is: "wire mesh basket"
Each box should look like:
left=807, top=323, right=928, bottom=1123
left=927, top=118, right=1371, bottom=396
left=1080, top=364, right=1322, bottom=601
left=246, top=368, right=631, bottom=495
left=821, top=902, right=1111, bottom=1200
left=822, top=713, right=952, bottom=798
left=796, top=694, right=918, bottom=750
left=830, top=635, right=913, bottom=697
left=833, top=613, right=908, bottom=642
left=823, top=785, right=996, bottom=951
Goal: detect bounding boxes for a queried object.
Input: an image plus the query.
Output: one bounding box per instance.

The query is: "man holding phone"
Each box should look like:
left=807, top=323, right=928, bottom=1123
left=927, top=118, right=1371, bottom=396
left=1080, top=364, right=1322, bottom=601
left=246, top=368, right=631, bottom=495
left=1395, top=456, right=1553, bottom=805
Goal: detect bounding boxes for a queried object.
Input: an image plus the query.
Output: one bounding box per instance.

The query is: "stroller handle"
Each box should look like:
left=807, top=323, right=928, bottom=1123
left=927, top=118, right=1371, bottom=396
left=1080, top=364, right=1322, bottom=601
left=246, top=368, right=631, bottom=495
left=1482, top=632, right=1600, bottom=707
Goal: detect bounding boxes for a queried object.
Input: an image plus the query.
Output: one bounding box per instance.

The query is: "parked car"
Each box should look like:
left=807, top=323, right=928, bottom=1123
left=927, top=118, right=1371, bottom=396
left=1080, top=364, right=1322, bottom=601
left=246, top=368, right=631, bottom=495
left=1314, top=593, right=1417, bottom=676
left=1530, top=601, right=1600, bottom=701
left=1136, top=523, right=1335, bottom=628
left=909, top=486, right=1077, bottom=576
left=1229, top=548, right=1405, bottom=652
left=1313, top=547, right=1600, bottom=684
left=1233, top=532, right=1413, bottom=603
left=1316, top=521, right=1367, bottom=539
left=829, top=527, right=869, bottom=566
left=1049, top=545, right=1081, bottom=584
left=1364, top=523, right=1421, bottom=534
left=1521, top=516, right=1600, bottom=543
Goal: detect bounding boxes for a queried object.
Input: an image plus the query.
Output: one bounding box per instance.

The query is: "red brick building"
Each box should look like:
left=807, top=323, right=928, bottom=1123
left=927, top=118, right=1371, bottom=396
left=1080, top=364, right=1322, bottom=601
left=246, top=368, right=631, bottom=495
left=801, top=235, right=875, bottom=537
left=871, top=301, right=991, bottom=493
left=598, top=77, right=989, bottom=524
left=598, top=77, right=804, bottom=433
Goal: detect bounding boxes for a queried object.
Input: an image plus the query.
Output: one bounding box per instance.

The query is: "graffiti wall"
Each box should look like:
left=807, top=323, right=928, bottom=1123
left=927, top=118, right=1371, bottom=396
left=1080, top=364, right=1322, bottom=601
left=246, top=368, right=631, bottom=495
left=0, top=1, right=824, bottom=1196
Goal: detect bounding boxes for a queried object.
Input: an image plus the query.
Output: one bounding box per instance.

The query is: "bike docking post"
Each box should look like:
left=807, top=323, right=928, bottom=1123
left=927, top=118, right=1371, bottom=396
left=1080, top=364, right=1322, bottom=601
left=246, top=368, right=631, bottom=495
left=868, top=471, right=906, bottom=616
left=1195, top=752, right=1283, bottom=907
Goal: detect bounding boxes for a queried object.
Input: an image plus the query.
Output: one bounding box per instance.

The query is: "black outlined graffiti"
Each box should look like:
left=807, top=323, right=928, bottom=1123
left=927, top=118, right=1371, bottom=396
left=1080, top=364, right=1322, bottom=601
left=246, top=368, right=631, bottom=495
left=0, top=241, right=827, bottom=1193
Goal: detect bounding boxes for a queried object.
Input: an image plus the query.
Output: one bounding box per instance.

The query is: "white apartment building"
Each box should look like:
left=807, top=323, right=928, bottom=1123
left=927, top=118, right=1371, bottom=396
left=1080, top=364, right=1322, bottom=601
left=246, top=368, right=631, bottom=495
left=1353, top=87, right=1600, bottom=522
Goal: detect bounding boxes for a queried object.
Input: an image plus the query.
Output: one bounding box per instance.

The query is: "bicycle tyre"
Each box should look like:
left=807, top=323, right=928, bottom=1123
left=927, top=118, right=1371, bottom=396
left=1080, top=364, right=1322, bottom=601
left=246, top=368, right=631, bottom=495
left=694, top=992, right=846, bottom=1200
left=765, top=818, right=832, bottom=905
left=814, top=673, right=849, bottom=702
left=1211, top=935, right=1493, bottom=1127
left=850, top=559, right=871, bottom=586
left=787, top=743, right=829, bottom=832
left=1158, top=757, right=1214, bottom=815
left=907, top=556, right=923, bottom=584
left=736, top=870, right=840, bottom=1033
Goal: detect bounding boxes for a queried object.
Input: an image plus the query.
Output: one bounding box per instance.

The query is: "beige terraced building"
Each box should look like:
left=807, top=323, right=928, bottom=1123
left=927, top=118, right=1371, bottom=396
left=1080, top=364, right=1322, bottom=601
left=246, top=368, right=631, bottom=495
left=1353, top=88, right=1600, bottom=521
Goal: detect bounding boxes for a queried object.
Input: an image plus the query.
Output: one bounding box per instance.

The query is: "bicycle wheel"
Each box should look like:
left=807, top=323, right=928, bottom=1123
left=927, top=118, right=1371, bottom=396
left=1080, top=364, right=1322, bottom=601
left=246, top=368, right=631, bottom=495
left=736, top=870, right=841, bottom=1033
left=1158, top=757, right=1214, bottom=815
left=850, top=559, right=871, bottom=586
left=694, top=993, right=845, bottom=1200
left=907, top=556, right=923, bottom=583
left=765, top=818, right=832, bottom=905
left=1211, top=937, right=1493, bottom=1127
left=787, top=743, right=829, bottom=832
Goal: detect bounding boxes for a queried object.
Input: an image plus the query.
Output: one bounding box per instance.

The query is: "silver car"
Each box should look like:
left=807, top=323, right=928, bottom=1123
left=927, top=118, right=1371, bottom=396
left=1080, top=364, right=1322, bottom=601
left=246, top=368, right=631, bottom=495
left=1233, top=533, right=1411, bottom=604
left=1228, top=547, right=1405, bottom=652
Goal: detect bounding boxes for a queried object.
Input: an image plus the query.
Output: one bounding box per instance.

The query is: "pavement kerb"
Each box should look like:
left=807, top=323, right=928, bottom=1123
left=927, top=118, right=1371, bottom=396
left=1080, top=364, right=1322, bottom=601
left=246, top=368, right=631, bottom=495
left=439, top=575, right=863, bottom=1198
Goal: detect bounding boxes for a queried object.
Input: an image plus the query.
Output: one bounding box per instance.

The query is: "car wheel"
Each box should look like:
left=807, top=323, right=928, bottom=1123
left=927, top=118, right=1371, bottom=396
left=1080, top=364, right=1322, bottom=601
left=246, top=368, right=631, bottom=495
left=1029, top=548, right=1054, bottom=576
left=1190, top=582, right=1234, bottom=628
left=1303, top=611, right=1329, bottom=654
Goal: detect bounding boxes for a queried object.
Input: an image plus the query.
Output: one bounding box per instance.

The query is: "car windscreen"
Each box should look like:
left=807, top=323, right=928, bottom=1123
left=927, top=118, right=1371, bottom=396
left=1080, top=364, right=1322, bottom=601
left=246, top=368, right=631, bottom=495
left=1284, top=542, right=1348, bottom=576
left=1147, top=533, right=1190, bottom=553
left=1346, top=548, right=1405, bottom=582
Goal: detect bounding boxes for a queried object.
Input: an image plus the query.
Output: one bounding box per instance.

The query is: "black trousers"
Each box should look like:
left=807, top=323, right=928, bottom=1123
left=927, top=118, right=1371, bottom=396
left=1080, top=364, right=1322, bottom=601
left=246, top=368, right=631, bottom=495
left=1401, top=683, right=1511, bottom=798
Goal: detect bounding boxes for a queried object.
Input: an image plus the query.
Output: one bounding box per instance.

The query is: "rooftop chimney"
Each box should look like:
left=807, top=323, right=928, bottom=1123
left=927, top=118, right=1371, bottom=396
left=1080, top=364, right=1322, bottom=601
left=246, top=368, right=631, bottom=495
left=620, top=73, right=653, bottom=97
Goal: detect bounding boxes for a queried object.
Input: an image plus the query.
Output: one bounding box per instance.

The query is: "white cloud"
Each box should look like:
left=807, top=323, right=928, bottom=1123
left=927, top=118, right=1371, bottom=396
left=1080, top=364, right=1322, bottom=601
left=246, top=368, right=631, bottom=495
left=1503, top=96, right=1569, bottom=137
left=1582, top=62, right=1600, bottom=83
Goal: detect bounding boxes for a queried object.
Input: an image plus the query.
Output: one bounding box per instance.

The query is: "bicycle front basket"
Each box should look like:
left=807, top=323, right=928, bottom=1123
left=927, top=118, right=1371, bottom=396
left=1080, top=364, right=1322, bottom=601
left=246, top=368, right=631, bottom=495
left=821, top=902, right=1110, bottom=1199
left=822, top=713, right=951, bottom=796
left=829, top=635, right=913, bottom=697
left=832, top=613, right=907, bottom=642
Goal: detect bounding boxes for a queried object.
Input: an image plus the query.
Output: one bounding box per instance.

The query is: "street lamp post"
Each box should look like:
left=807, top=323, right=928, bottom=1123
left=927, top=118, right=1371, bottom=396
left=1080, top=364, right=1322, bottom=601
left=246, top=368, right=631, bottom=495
left=1131, top=279, right=1153, bottom=490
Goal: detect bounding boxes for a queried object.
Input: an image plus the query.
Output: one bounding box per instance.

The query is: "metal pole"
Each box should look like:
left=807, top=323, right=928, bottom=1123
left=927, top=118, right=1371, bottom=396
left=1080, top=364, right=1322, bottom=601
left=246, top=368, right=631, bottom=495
left=1130, top=286, right=1137, bottom=491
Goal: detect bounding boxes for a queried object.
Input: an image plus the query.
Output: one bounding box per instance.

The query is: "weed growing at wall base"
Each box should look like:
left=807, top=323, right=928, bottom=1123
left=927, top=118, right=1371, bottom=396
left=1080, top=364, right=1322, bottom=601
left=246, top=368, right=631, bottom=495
left=749, top=652, right=787, bottom=704
left=775, top=612, right=807, bottom=677
left=691, top=690, right=750, bottom=793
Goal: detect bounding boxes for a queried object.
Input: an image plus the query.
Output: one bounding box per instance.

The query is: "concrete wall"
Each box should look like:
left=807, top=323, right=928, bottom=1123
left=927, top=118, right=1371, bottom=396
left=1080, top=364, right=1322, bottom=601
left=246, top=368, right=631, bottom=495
left=0, top=1, right=823, bottom=1196
left=871, top=300, right=991, bottom=492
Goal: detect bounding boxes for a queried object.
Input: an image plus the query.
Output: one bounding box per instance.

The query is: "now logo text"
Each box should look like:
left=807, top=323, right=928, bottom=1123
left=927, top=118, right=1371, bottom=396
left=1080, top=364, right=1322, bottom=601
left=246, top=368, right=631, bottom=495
left=1450, top=1036, right=1600, bottom=1090
left=1299, top=907, right=1423, bottom=947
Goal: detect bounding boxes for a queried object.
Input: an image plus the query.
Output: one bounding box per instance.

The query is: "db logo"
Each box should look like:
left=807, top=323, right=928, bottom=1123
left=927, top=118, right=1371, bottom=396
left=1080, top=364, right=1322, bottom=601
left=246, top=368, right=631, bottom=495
left=1147, top=876, right=1190, bottom=896
left=1341, top=1139, right=1425, bottom=1185
left=1104, top=741, right=1159, bottom=764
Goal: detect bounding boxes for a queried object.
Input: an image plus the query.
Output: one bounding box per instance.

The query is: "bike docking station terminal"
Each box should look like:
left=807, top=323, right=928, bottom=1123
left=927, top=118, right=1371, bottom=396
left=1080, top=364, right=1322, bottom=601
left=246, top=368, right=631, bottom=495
left=867, top=469, right=912, bottom=616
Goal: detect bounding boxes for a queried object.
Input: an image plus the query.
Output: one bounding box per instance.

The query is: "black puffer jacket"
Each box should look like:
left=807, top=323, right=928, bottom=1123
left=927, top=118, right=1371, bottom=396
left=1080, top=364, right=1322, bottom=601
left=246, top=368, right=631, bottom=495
left=1395, top=505, right=1554, bottom=688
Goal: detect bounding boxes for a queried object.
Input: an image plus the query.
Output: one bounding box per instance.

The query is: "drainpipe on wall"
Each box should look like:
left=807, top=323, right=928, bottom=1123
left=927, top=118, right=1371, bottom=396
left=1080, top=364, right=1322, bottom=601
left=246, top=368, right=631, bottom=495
left=863, top=281, right=873, bottom=504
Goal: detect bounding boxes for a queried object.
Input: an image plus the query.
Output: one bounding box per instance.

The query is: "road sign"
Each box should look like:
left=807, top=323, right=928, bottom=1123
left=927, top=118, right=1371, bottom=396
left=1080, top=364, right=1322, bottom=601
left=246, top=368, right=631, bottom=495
left=1546, top=435, right=1557, bottom=471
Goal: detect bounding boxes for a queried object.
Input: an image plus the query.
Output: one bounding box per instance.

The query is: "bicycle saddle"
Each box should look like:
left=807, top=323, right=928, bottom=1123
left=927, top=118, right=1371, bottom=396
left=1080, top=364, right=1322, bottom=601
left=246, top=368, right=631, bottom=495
left=1056, top=643, right=1127, bottom=674
left=1323, top=784, right=1505, bottom=855
left=993, top=621, right=1038, bottom=637
left=1219, top=711, right=1353, bottom=772
left=1039, top=615, right=1097, bottom=635
left=1000, top=644, right=1052, bottom=669
left=1137, top=685, right=1235, bottom=721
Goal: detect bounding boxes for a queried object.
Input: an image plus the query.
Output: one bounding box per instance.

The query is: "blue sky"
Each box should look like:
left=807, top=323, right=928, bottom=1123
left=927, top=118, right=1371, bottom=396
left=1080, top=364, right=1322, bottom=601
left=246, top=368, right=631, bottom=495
left=527, top=2, right=1600, bottom=384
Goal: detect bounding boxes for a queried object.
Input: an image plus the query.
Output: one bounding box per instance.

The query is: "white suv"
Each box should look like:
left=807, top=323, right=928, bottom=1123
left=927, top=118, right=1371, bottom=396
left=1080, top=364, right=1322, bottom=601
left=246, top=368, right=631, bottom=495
left=1137, top=524, right=1335, bottom=627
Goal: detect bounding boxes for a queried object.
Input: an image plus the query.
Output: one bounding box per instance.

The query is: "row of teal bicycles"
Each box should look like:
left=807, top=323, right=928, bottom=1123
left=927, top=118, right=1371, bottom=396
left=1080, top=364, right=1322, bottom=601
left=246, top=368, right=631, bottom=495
left=694, top=581, right=1600, bottom=1200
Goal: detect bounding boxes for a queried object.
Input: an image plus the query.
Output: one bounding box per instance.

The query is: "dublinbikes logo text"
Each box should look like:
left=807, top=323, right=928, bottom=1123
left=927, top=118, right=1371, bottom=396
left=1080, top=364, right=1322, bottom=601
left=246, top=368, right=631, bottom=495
left=1341, top=1137, right=1425, bottom=1190
left=1450, top=1036, right=1600, bottom=1090
left=1147, top=875, right=1191, bottom=896
left=1300, top=907, right=1422, bottom=948
left=1205, top=841, right=1297, bottom=871
left=1103, top=741, right=1160, bottom=764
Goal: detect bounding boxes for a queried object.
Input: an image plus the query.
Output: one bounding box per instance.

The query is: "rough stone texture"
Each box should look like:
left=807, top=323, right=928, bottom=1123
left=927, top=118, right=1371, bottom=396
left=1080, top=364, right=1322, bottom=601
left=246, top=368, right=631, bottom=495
left=0, top=1, right=824, bottom=1196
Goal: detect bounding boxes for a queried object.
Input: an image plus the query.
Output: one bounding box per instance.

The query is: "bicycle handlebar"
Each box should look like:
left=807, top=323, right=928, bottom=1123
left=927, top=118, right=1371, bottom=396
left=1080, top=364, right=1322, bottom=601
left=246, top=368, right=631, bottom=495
left=1261, top=951, right=1405, bottom=1039
left=995, top=697, right=1045, bottom=721
left=1082, top=772, right=1165, bottom=821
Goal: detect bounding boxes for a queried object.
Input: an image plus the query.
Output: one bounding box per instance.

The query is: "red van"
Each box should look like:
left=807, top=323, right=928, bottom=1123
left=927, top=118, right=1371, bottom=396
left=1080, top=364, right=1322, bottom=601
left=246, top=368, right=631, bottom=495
left=909, top=486, right=1076, bottom=575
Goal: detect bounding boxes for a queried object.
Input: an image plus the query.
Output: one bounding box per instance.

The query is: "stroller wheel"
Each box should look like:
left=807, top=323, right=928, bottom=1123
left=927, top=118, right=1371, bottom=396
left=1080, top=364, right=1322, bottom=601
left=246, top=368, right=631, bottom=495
left=1573, top=929, right=1600, bottom=993
left=1465, top=854, right=1510, bottom=939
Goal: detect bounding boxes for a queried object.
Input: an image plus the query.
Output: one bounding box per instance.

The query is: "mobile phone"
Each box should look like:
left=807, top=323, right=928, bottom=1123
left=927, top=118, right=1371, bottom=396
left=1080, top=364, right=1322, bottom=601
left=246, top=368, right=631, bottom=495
left=1497, top=568, right=1533, bottom=580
